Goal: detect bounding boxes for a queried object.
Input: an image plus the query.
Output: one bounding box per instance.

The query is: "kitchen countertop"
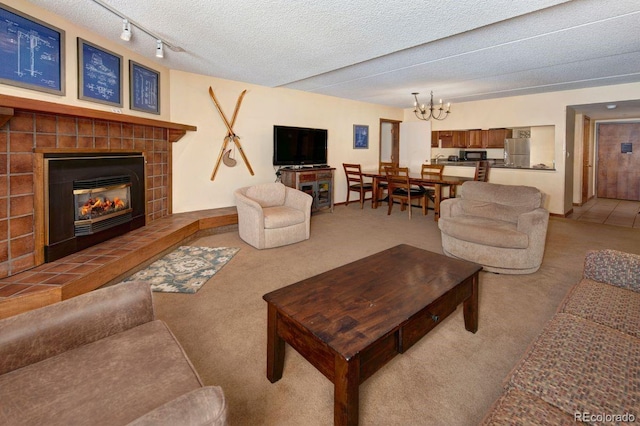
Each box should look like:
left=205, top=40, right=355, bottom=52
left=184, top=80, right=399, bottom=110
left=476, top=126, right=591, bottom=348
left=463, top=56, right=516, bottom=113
left=432, top=160, right=555, bottom=170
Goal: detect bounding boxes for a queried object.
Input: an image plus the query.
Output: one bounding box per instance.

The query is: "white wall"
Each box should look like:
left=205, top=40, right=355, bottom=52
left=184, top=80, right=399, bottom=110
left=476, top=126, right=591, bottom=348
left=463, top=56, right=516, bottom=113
left=399, top=121, right=431, bottom=171
left=168, top=70, right=403, bottom=212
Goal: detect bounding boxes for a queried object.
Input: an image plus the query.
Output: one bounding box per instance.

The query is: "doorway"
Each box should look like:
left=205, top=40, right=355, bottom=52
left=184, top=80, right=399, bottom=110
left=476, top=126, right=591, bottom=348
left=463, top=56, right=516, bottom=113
left=379, top=119, right=400, bottom=166
left=581, top=115, right=591, bottom=204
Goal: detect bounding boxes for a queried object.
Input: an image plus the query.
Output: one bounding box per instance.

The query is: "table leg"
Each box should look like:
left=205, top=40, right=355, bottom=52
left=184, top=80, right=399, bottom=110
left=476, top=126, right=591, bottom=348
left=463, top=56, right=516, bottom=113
left=266, top=303, right=285, bottom=382
left=372, top=177, right=379, bottom=209
left=463, top=273, right=479, bottom=333
left=434, top=184, right=442, bottom=222
left=334, top=354, right=360, bottom=426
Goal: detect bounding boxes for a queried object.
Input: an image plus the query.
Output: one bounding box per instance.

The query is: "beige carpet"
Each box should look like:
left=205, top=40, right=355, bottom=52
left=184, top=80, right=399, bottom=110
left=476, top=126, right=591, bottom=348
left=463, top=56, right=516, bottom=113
left=151, top=204, right=640, bottom=425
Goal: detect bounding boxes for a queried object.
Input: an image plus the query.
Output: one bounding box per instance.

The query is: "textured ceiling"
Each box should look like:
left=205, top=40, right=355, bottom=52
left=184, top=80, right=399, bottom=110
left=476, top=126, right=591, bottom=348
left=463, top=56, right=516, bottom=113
left=26, top=0, right=640, bottom=116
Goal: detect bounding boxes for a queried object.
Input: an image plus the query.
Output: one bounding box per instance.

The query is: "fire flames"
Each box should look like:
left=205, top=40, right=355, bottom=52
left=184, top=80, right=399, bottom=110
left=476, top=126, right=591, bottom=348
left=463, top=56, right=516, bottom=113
left=80, top=196, right=125, bottom=218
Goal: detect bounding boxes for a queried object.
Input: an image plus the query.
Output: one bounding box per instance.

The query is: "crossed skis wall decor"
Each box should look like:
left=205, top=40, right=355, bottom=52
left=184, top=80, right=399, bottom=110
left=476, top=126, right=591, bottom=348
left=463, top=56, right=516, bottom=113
left=208, top=87, right=254, bottom=180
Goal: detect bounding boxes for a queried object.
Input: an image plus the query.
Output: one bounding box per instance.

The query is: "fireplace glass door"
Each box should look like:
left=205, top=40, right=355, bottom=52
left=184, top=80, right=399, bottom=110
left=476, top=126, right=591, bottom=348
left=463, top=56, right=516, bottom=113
left=73, top=175, right=132, bottom=236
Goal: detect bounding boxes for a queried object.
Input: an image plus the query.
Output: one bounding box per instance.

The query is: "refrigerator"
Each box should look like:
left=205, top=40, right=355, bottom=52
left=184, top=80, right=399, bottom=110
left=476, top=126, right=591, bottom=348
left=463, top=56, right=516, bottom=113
left=504, top=138, right=530, bottom=168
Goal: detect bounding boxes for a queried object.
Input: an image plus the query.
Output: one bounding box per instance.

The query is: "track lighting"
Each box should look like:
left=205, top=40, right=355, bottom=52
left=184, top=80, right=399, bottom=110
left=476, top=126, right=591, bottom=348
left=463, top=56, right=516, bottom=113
left=91, top=0, right=184, bottom=60
left=120, top=19, right=131, bottom=41
left=155, top=40, right=164, bottom=58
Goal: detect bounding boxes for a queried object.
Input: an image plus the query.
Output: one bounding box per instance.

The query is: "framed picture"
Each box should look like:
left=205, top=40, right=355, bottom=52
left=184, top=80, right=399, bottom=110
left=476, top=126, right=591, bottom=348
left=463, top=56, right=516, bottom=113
left=353, top=124, right=369, bottom=149
left=129, top=60, right=160, bottom=115
left=0, top=4, right=65, bottom=95
left=78, top=38, right=123, bottom=107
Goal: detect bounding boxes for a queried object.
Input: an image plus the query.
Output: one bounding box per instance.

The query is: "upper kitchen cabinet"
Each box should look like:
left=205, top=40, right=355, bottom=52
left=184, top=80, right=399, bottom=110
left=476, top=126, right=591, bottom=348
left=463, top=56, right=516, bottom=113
left=468, top=129, right=513, bottom=148
left=486, top=128, right=513, bottom=148
left=433, top=130, right=468, bottom=148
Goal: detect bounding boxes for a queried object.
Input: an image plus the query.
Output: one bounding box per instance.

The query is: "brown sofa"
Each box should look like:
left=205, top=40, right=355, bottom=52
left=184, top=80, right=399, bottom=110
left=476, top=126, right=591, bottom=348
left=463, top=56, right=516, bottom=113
left=482, top=249, right=640, bottom=424
left=0, top=281, right=228, bottom=426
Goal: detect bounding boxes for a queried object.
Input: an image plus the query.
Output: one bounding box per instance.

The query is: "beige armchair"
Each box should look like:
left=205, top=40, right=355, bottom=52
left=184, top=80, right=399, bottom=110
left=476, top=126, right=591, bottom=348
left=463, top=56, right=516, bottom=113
left=438, top=181, right=549, bottom=274
left=234, top=182, right=313, bottom=249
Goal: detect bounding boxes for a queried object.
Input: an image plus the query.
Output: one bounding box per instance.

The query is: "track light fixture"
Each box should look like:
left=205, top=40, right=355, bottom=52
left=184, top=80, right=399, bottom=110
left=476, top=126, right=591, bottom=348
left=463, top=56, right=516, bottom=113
left=412, top=91, right=451, bottom=121
left=155, top=40, right=164, bottom=58
left=91, top=0, right=184, bottom=59
left=120, top=19, right=131, bottom=41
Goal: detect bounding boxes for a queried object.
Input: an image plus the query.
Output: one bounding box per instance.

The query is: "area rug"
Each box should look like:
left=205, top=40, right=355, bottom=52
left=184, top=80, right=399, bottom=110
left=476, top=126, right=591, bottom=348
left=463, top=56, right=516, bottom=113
left=122, top=246, right=239, bottom=293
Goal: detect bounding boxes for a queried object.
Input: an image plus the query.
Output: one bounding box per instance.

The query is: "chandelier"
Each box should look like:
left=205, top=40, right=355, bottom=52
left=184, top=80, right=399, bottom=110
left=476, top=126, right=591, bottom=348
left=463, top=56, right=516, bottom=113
left=412, top=92, right=451, bottom=121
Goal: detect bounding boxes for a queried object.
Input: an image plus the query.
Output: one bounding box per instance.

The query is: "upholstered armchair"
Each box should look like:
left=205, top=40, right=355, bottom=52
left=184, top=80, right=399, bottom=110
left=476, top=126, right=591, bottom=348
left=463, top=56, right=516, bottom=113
left=234, top=182, right=313, bottom=249
left=438, top=181, right=549, bottom=274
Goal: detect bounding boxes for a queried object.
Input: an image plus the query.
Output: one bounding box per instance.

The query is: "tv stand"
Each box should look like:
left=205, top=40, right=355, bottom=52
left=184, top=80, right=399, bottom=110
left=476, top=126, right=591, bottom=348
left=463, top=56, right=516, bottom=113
left=280, top=167, right=334, bottom=212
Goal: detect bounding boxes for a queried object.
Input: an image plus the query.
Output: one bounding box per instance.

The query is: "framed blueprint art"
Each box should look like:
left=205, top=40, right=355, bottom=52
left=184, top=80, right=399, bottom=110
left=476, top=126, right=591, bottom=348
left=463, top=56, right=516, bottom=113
left=0, top=4, right=65, bottom=95
left=78, top=38, right=123, bottom=107
left=129, top=60, right=160, bottom=115
left=353, top=124, right=369, bottom=149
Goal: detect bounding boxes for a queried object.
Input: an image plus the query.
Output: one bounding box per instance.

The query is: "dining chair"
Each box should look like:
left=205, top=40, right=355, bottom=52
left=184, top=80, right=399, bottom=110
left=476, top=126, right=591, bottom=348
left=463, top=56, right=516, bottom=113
left=474, top=160, right=491, bottom=182
left=420, top=164, right=445, bottom=208
left=376, top=161, right=394, bottom=202
left=384, top=166, right=427, bottom=219
left=343, top=163, right=374, bottom=209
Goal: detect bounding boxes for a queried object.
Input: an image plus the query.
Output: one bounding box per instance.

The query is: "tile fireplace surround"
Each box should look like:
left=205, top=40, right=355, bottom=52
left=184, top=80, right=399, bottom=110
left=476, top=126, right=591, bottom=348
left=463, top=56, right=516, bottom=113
left=0, top=95, right=239, bottom=319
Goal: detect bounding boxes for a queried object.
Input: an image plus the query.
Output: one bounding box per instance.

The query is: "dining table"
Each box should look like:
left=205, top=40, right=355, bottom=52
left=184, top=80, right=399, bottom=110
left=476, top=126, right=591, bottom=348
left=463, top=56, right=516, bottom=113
left=362, top=170, right=473, bottom=221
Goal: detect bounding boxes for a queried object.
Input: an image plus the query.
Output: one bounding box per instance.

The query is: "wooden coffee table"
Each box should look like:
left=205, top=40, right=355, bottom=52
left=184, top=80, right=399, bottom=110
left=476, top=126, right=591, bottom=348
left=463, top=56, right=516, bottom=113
left=263, top=244, right=482, bottom=425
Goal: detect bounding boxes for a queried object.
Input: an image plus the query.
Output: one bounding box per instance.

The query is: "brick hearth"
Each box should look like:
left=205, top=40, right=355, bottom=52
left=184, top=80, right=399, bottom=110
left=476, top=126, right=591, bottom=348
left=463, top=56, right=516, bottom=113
left=0, top=207, right=238, bottom=319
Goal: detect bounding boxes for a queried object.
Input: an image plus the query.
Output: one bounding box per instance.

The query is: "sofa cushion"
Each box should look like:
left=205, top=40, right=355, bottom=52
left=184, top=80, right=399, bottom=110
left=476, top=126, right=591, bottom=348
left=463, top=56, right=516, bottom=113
left=128, top=386, right=227, bottom=426
left=508, top=313, right=640, bottom=418
left=459, top=182, right=542, bottom=223
left=0, top=320, right=205, bottom=426
left=481, top=387, right=576, bottom=426
left=438, top=215, right=529, bottom=249
left=561, top=278, right=640, bottom=339
left=263, top=206, right=306, bottom=229
left=246, top=182, right=286, bottom=207
left=584, top=249, right=640, bottom=292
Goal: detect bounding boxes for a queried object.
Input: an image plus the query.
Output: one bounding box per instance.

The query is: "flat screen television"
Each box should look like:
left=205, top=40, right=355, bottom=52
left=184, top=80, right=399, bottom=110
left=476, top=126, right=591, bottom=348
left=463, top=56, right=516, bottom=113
left=273, top=125, right=328, bottom=166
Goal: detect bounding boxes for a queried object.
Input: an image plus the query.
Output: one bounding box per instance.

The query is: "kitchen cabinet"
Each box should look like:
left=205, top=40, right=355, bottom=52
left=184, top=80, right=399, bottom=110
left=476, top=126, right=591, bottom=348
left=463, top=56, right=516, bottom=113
left=436, top=128, right=513, bottom=148
left=486, top=128, right=512, bottom=148
left=468, top=130, right=485, bottom=148
left=433, top=130, right=468, bottom=148
left=431, top=131, right=439, bottom=147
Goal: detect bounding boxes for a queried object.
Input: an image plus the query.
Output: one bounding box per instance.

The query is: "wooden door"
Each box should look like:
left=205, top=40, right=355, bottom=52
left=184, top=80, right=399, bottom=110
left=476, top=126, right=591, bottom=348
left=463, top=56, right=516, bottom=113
left=380, top=119, right=400, bottom=166
left=596, top=122, right=640, bottom=200
left=581, top=116, right=591, bottom=203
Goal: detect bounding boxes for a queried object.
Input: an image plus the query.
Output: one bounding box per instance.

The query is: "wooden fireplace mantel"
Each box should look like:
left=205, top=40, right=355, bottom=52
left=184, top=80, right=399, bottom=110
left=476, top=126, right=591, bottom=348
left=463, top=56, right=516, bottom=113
left=0, top=94, right=197, bottom=143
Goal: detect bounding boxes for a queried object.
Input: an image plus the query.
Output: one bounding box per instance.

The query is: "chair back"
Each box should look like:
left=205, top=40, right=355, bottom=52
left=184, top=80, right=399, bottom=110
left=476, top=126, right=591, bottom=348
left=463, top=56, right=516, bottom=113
left=384, top=166, right=410, bottom=193
left=379, top=161, right=394, bottom=173
left=421, top=164, right=444, bottom=179
left=343, top=163, right=365, bottom=186
left=474, top=161, right=491, bottom=182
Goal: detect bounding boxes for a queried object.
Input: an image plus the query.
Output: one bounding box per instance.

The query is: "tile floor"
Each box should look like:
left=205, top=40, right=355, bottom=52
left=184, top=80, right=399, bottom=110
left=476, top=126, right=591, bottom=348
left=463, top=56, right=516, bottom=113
left=567, top=197, right=640, bottom=228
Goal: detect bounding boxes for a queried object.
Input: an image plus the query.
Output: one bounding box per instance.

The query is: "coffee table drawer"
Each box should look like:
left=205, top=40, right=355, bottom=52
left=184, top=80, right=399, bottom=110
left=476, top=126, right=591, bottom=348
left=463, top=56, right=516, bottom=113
left=399, top=296, right=457, bottom=353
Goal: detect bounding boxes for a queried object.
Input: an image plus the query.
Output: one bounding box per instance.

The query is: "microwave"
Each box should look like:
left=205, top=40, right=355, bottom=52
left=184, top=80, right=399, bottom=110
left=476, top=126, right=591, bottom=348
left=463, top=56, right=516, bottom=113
left=459, top=150, right=487, bottom=161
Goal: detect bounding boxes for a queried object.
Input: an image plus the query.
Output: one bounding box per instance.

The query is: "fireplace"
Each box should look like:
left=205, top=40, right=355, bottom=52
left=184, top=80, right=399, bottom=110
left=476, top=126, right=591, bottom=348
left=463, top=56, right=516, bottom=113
left=44, top=153, right=146, bottom=262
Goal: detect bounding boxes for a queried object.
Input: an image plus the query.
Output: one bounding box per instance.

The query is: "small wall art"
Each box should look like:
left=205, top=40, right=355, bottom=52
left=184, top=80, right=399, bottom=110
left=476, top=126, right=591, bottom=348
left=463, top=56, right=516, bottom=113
left=130, top=60, right=160, bottom=115
left=78, top=38, right=123, bottom=107
left=0, top=4, right=65, bottom=95
left=353, top=124, right=369, bottom=149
